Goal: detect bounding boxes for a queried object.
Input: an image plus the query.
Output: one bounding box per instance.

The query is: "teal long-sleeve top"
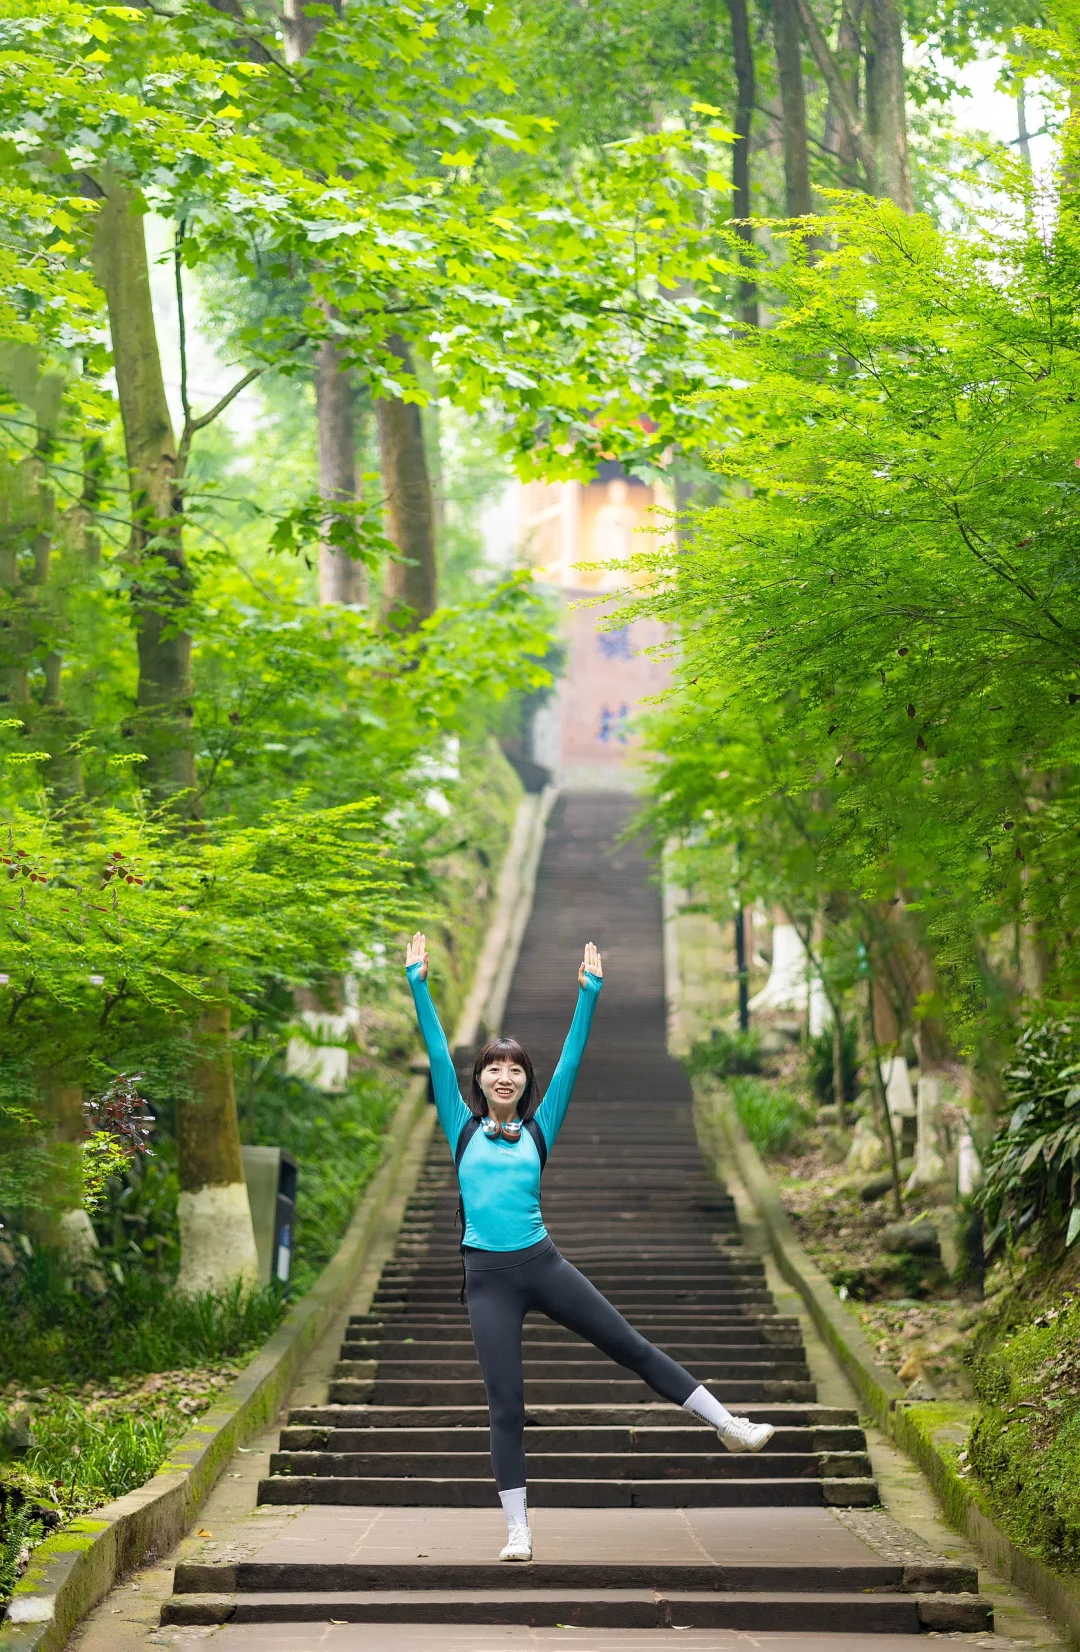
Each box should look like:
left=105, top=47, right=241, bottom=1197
left=405, top=961, right=602, bottom=1251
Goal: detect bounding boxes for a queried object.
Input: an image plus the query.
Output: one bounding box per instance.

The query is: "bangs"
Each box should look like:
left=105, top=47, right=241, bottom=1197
left=477, top=1037, right=529, bottom=1070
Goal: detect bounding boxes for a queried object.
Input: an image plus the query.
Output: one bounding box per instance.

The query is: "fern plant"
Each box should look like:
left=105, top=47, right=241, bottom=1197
left=979, top=1021, right=1080, bottom=1257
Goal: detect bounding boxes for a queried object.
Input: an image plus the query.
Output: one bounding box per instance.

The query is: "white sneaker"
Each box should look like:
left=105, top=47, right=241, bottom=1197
left=499, top=1523, right=533, bottom=1561
left=719, top=1416, right=776, bottom=1454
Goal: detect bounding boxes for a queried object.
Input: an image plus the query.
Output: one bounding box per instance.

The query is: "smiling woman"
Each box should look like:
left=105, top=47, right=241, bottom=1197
left=404, top=931, right=775, bottom=1566
left=474, top=1037, right=535, bottom=1130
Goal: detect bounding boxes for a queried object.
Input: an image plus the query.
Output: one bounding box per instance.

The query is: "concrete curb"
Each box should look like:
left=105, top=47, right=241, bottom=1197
left=1, top=788, right=552, bottom=1652
left=707, top=1082, right=1080, bottom=1651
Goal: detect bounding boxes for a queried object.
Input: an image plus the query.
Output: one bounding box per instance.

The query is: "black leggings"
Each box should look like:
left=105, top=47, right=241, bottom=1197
left=465, top=1237, right=698, bottom=1490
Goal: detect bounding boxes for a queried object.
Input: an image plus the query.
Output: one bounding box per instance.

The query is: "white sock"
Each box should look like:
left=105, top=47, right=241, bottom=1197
left=683, top=1384, right=735, bottom=1431
left=499, top=1487, right=529, bottom=1531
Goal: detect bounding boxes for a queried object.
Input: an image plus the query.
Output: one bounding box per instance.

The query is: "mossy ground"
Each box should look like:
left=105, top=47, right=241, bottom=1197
left=775, top=1091, right=1080, bottom=1574
left=0, top=1364, right=251, bottom=1605
left=714, top=1063, right=1080, bottom=1576
left=966, top=1278, right=1080, bottom=1571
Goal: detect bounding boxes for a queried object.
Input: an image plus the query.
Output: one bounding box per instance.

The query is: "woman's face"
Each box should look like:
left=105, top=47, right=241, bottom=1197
left=479, top=1057, right=527, bottom=1112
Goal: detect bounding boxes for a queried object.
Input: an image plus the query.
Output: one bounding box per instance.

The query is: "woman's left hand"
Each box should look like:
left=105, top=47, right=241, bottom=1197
left=578, top=941, right=603, bottom=986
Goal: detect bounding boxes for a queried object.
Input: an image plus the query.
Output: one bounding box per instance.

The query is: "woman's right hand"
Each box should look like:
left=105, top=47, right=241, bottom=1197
left=406, top=931, right=429, bottom=981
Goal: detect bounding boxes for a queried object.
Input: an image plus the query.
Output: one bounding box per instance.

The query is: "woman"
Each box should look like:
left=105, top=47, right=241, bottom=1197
left=405, top=931, right=775, bottom=1563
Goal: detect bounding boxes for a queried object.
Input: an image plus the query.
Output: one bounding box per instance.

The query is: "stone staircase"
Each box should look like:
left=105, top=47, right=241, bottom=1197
left=162, top=793, right=992, bottom=1635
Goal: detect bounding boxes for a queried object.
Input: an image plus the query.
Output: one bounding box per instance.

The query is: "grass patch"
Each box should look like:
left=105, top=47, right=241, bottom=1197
left=0, top=1262, right=286, bottom=1387
left=22, top=1401, right=169, bottom=1511
left=729, top=1075, right=809, bottom=1157
left=0, top=1364, right=248, bottom=1607
left=687, top=1028, right=763, bottom=1078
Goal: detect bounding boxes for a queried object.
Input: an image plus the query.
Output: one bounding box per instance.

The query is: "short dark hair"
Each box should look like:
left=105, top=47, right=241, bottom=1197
left=470, top=1036, right=537, bottom=1119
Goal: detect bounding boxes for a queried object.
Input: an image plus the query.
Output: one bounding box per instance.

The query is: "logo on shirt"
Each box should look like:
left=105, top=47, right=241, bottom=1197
left=497, top=1146, right=516, bottom=1157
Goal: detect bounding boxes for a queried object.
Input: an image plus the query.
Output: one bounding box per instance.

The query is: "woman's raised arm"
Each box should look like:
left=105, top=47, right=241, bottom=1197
left=405, top=932, right=470, bottom=1151
left=534, top=942, right=603, bottom=1148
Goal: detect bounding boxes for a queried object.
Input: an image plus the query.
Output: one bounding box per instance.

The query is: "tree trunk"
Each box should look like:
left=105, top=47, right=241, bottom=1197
left=796, top=0, right=875, bottom=187
left=377, top=336, right=438, bottom=621
left=91, top=180, right=258, bottom=1296
left=70, top=424, right=106, bottom=567
left=0, top=456, right=34, bottom=710
left=282, top=8, right=364, bottom=613
left=174, top=993, right=260, bottom=1296
left=90, top=175, right=197, bottom=809
left=772, top=0, right=813, bottom=218
left=725, top=0, right=758, bottom=326
left=866, top=0, right=913, bottom=209
left=832, top=1013, right=847, bottom=1128
left=865, top=972, right=904, bottom=1217
left=282, top=0, right=336, bottom=60
left=23, top=1077, right=106, bottom=1284
left=315, top=326, right=366, bottom=606
left=734, top=904, right=750, bottom=1030
left=1016, top=78, right=1033, bottom=166
left=823, top=8, right=862, bottom=189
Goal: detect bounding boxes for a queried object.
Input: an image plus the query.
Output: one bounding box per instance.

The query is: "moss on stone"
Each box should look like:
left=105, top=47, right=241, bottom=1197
left=968, top=1290, right=1080, bottom=1570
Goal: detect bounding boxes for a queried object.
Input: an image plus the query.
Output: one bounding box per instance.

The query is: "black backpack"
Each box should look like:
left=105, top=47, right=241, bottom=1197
left=453, top=1115, right=547, bottom=1303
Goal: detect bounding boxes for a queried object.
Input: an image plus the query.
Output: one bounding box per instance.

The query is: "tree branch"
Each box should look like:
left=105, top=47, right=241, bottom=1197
left=176, top=369, right=263, bottom=478
left=174, top=325, right=309, bottom=478
left=174, top=220, right=192, bottom=432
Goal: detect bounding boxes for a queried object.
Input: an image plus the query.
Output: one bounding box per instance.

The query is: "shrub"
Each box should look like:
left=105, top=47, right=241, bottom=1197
left=687, top=1027, right=763, bottom=1078
left=978, top=1019, right=1080, bottom=1258
left=730, top=1076, right=809, bottom=1157
left=0, top=1493, right=48, bottom=1607
left=0, top=1261, right=285, bottom=1386
left=806, top=1020, right=860, bottom=1106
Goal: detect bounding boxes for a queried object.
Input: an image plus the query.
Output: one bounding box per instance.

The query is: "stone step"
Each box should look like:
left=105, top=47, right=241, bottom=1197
left=161, top=1587, right=989, bottom=1631
left=172, top=1558, right=979, bottom=1595
left=256, top=1475, right=879, bottom=1508
left=334, top=1358, right=812, bottom=1382
left=377, top=1266, right=769, bottom=1283
left=343, top=1330, right=805, bottom=1350
left=267, top=1450, right=872, bottom=1481
left=287, top=1403, right=859, bottom=1428
left=349, top=1312, right=797, bottom=1329
left=341, top=1340, right=807, bottom=1361
left=277, top=1424, right=869, bottom=1453
left=371, top=1290, right=777, bottom=1307
left=330, top=1379, right=818, bottom=1405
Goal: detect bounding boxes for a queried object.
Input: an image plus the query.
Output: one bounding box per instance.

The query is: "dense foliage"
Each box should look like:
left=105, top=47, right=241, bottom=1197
left=630, top=168, right=1080, bottom=1079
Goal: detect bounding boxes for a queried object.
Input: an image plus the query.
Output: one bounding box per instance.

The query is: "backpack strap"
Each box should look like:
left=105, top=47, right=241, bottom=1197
left=524, top=1116, right=548, bottom=1170
left=453, top=1117, right=482, bottom=1304
left=451, top=1115, right=548, bottom=1303
left=454, top=1114, right=482, bottom=1172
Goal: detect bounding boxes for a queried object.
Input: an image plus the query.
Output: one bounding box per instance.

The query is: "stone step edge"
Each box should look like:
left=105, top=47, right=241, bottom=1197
left=172, top=1559, right=979, bottom=1594
left=254, top=1474, right=881, bottom=1508
left=286, top=1404, right=862, bottom=1424
left=267, top=1452, right=874, bottom=1478
left=160, top=1589, right=991, bottom=1631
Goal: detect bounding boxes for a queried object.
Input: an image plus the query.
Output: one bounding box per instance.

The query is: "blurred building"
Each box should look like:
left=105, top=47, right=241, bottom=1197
left=517, top=462, right=673, bottom=791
